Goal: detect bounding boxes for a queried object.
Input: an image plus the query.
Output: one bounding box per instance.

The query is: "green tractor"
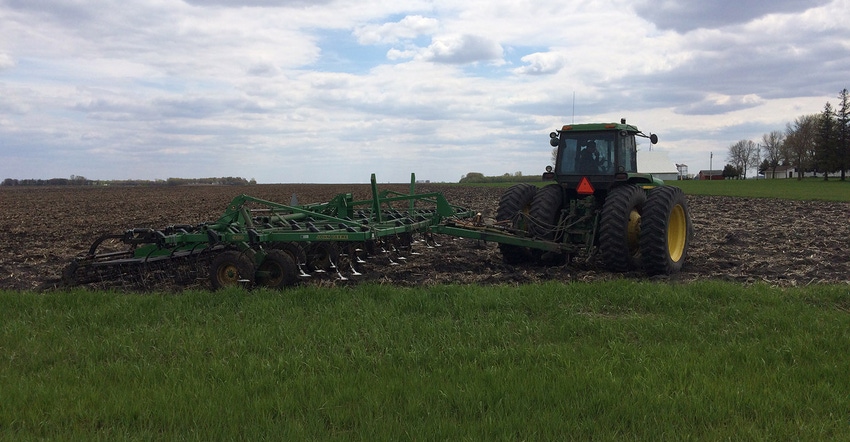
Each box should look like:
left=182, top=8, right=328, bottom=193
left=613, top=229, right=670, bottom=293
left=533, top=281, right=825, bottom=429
left=496, top=119, right=692, bottom=275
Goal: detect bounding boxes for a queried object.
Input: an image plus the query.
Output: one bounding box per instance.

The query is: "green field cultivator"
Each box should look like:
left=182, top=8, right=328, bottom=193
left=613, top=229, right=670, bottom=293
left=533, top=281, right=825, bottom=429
left=64, top=174, right=476, bottom=290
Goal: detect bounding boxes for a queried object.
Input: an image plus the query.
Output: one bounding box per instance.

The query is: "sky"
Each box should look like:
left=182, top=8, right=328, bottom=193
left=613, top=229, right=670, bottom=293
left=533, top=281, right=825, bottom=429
left=1, top=0, right=848, bottom=183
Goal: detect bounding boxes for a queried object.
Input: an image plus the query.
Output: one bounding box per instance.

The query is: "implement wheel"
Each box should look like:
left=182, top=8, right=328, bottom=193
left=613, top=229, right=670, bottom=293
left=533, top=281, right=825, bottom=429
left=273, top=242, right=307, bottom=267
left=495, top=183, right=538, bottom=264
left=210, top=251, right=255, bottom=289
left=528, top=184, right=563, bottom=241
left=639, top=186, right=692, bottom=275
left=255, top=250, right=298, bottom=289
left=599, top=184, right=646, bottom=272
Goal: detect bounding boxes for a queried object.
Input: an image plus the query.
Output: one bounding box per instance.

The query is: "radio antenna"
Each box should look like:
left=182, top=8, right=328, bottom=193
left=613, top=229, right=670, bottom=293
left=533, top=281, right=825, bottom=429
left=571, top=91, right=575, bottom=124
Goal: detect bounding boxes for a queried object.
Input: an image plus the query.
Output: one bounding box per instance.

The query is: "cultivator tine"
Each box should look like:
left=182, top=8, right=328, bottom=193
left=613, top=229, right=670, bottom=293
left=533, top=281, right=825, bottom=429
left=423, top=232, right=441, bottom=248
left=409, top=234, right=422, bottom=255
left=339, top=244, right=363, bottom=277
left=386, top=254, right=399, bottom=266
left=297, top=263, right=311, bottom=278
left=348, top=260, right=362, bottom=276
left=328, top=258, right=348, bottom=281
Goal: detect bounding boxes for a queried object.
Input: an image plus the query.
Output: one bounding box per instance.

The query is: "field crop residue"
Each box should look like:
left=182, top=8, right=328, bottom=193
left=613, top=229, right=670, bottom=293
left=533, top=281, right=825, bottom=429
left=1, top=184, right=848, bottom=291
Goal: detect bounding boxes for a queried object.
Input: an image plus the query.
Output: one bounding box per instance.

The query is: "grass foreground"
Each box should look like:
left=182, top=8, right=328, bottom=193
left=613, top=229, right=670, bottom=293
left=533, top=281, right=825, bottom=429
left=2, top=281, right=849, bottom=439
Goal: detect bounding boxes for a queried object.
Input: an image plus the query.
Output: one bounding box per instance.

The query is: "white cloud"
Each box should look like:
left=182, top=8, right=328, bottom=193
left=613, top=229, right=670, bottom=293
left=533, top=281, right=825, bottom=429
left=354, top=15, right=439, bottom=45
left=513, top=52, right=567, bottom=76
left=0, top=53, right=14, bottom=70
left=674, top=94, right=766, bottom=115
left=418, top=34, right=503, bottom=64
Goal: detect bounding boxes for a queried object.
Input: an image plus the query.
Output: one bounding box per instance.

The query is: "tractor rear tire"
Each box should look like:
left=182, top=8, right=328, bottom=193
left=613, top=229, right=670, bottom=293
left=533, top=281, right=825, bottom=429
left=639, top=186, right=692, bottom=275
left=210, top=250, right=255, bottom=289
left=495, top=183, right=538, bottom=264
left=528, top=184, right=564, bottom=241
left=599, top=184, right=646, bottom=272
left=255, top=250, right=298, bottom=289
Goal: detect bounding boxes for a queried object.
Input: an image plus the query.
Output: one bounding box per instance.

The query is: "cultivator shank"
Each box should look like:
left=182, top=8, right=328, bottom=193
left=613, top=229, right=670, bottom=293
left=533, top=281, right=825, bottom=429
left=65, top=174, right=475, bottom=290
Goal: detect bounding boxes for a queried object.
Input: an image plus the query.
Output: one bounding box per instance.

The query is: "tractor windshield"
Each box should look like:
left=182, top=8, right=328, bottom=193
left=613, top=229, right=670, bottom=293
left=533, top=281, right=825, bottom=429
left=556, top=131, right=617, bottom=175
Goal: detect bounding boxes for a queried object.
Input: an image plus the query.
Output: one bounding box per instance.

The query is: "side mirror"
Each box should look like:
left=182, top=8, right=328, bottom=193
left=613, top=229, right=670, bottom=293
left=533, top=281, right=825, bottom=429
left=549, top=137, right=559, bottom=147
left=650, top=134, right=658, bottom=144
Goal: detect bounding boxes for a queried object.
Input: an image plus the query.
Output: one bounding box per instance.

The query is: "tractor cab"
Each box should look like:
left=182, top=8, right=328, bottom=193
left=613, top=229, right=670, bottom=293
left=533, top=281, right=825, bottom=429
left=544, top=119, right=658, bottom=191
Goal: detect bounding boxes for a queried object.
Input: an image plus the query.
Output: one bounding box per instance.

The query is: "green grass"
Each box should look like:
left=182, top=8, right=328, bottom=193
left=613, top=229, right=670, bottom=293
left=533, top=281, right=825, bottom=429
left=2, top=281, right=849, bottom=439
left=667, top=177, right=850, bottom=201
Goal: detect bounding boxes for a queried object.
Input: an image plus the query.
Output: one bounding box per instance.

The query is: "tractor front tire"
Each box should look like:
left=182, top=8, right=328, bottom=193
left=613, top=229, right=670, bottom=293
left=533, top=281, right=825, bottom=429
left=496, top=183, right=538, bottom=264
left=639, top=186, right=692, bottom=275
left=255, top=250, right=298, bottom=289
left=210, top=250, right=255, bottom=289
left=599, top=184, right=646, bottom=272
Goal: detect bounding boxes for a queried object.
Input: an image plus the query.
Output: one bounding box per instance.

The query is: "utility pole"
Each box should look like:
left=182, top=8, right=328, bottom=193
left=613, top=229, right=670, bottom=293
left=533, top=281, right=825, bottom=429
left=709, top=152, right=713, bottom=180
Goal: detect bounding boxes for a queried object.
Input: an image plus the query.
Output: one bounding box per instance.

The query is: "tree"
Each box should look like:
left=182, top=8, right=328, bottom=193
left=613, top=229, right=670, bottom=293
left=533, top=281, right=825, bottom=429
left=837, top=88, right=850, bottom=181
left=760, top=130, right=785, bottom=178
left=814, top=103, right=839, bottom=180
left=459, top=172, right=486, bottom=183
left=722, top=164, right=738, bottom=179
left=726, top=139, right=758, bottom=179
left=758, top=158, right=770, bottom=176
left=784, top=114, right=818, bottom=180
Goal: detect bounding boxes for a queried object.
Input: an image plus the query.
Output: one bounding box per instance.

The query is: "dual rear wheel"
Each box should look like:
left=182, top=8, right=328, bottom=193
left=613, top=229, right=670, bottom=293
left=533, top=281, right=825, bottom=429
left=600, top=184, right=691, bottom=275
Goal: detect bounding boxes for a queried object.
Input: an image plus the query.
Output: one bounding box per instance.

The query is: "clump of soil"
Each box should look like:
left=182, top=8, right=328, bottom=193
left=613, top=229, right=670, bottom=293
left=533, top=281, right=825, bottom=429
left=0, top=184, right=847, bottom=292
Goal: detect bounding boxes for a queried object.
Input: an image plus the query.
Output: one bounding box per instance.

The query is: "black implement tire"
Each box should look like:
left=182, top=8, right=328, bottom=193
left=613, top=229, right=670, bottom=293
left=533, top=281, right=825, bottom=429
left=528, top=184, right=564, bottom=241
left=599, top=185, right=647, bottom=272
left=639, top=186, right=692, bottom=275
left=274, top=242, right=307, bottom=267
left=210, top=250, right=255, bottom=289
left=255, top=250, right=298, bottom=289
left=495, top=183, right=538, bottom=264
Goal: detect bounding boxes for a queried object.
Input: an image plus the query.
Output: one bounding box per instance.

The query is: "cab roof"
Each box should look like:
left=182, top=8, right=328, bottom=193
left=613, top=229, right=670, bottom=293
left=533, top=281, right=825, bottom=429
left=559, top=122, right=640, bottom=133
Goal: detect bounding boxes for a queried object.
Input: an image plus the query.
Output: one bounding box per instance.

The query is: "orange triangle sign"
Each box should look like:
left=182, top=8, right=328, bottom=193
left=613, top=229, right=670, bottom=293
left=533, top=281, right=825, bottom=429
left=577, top=177, right=595, bottom=195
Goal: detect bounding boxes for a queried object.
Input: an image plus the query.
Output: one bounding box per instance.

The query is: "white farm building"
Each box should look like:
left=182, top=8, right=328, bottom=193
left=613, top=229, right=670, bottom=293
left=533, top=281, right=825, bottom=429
left=637, top=150, right=680, bottom=181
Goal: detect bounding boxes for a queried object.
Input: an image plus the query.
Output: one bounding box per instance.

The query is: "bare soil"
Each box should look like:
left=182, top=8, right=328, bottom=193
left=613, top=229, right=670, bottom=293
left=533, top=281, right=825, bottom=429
left=1, top=184, right=848, bottom=292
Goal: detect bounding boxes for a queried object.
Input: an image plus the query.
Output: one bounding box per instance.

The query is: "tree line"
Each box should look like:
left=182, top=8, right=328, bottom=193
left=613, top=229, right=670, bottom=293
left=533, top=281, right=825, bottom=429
left=458, top=171, right=543, bottom=184
left=725, top=88, right=849, bottom=180
left=1, top=176, right=257, bottom=186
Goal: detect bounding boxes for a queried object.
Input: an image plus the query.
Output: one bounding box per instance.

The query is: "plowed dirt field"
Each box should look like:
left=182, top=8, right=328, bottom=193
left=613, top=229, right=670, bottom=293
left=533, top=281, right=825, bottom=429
left=1, top=184, right=848, bottom=291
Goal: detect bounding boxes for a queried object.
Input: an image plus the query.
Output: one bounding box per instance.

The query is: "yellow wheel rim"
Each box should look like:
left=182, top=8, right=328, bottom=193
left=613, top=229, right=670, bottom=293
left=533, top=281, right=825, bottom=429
left=216, top=264, right=241, bottom=286
left=627, top=209, right=641, bottom=256
left=667, top=204, right=687, bottom=262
